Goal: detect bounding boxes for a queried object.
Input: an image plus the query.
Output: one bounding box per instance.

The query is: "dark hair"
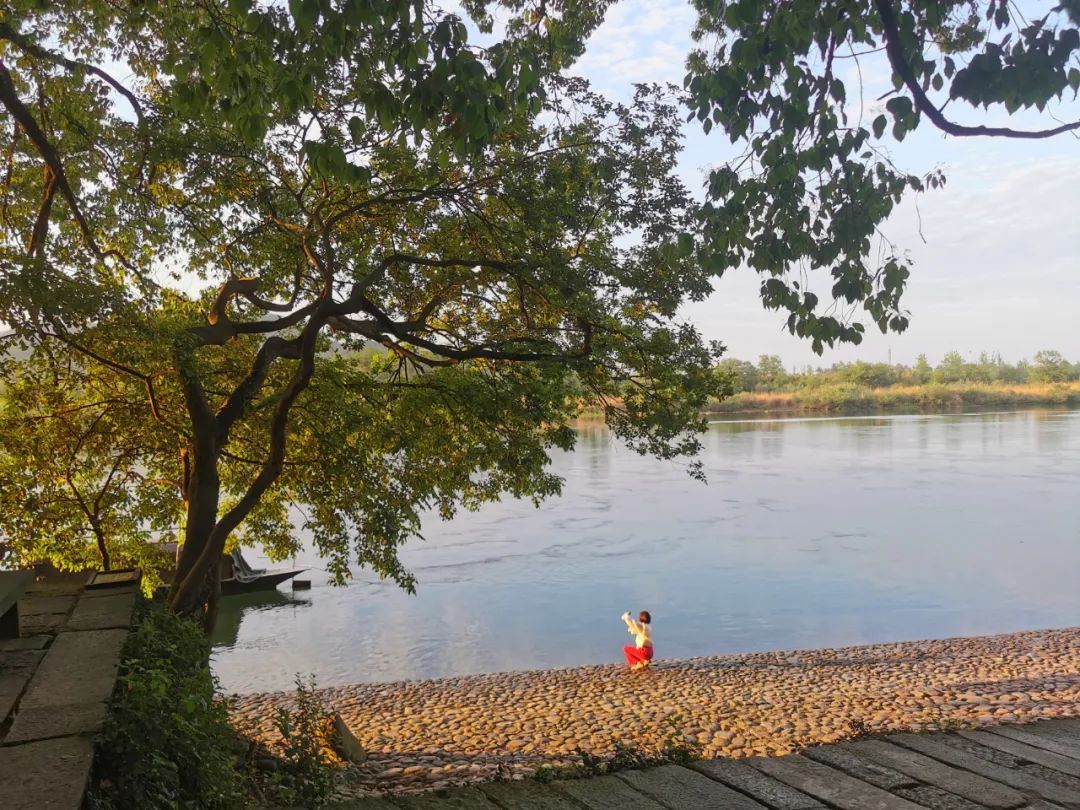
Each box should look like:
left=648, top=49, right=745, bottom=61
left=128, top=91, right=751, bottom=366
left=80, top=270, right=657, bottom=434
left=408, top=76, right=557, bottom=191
left=638, top=610, right=651, bottom=624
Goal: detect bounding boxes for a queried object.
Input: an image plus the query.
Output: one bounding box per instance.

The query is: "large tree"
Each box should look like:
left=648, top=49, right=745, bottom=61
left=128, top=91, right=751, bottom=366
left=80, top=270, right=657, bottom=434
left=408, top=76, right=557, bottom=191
left=0, top=1, right=719, bottom=621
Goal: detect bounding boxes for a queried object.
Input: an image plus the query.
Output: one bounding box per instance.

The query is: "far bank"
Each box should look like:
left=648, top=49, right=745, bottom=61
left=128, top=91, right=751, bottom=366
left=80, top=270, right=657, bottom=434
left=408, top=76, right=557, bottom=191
left=708, top=382, right=1080, bottom=417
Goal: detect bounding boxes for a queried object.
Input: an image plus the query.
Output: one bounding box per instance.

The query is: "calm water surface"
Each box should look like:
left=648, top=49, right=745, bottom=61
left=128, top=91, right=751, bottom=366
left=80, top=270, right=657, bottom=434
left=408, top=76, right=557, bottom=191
left=211, top=410, right=1080, bottom=693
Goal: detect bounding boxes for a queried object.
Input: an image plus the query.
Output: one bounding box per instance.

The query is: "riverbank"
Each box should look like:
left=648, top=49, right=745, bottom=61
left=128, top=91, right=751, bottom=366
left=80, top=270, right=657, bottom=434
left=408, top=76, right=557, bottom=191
left=706, top=381, right=1080, bottom=415
left=231, top=626, right=1080, bottom=798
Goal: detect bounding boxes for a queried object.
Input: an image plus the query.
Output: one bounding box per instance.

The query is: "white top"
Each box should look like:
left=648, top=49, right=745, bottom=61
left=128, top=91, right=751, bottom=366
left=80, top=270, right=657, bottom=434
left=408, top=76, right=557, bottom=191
left=622, top=612, right=653, bottom=648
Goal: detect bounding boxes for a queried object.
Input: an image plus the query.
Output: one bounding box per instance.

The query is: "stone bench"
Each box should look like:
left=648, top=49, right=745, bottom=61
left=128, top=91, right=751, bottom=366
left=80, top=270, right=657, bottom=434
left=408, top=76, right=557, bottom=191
left=0, top=570, right=33, bottom=638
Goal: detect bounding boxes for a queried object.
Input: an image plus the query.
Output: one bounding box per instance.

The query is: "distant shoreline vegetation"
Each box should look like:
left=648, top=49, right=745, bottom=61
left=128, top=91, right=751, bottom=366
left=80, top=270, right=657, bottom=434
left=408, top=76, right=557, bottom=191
left=705, top=381, right=1080, bottom=415
left=578, top=350, right=1080, bottom=418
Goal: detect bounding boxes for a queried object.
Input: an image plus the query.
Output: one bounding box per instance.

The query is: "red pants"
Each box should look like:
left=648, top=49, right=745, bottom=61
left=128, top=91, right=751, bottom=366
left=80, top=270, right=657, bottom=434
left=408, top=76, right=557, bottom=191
left=623, top=645, right=654, bottom=667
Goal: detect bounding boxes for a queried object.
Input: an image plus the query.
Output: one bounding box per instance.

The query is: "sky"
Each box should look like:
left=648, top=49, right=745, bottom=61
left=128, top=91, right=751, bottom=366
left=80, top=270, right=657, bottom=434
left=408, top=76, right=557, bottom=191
left=568, top=0, right=1080, bottom=368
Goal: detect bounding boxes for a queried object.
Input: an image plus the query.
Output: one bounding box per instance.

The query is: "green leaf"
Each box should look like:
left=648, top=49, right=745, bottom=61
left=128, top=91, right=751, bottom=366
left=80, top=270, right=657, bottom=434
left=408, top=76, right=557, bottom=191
left=885, top=96, right=913, bottom=120
left=677, top=233, right=695, bottom=258
left=872, top=114, right=887, bottom=139
left=348, top=116, right=365, bottom=143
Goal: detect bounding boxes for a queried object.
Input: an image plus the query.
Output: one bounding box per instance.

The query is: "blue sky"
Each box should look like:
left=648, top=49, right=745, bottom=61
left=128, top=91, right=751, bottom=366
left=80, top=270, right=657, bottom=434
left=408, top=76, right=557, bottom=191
left=569, top=0, right=1080, bottom=368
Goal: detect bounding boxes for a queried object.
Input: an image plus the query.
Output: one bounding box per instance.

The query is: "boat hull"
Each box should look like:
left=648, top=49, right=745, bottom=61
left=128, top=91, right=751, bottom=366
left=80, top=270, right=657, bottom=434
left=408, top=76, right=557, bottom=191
left=221, top=569, right=304, bottom=596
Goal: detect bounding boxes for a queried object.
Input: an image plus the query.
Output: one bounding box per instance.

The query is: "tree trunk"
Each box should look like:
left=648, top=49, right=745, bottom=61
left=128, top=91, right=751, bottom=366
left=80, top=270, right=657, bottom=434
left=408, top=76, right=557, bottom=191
left=169, top=442, right=224, bottom=622
left=90, top=519, right=111, bottom=571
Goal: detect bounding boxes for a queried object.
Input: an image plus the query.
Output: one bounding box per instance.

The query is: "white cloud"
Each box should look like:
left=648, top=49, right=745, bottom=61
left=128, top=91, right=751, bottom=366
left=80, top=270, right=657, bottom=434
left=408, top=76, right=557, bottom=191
left=573, top=0, right=697, bottom=90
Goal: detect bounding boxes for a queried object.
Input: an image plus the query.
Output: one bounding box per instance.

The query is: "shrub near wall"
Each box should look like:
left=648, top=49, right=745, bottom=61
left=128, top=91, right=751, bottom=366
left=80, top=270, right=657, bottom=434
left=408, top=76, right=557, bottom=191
left=90, top=599, right=243, bottom=809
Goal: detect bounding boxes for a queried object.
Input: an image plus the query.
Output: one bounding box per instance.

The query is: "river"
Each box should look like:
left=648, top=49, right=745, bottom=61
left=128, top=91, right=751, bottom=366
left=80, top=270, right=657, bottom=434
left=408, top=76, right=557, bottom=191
left=210, top=409, right=1080, bottom=693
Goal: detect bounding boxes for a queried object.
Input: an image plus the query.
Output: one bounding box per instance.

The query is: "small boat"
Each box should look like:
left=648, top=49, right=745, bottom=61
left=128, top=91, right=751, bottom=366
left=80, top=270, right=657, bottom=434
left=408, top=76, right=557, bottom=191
left=219, top=549, right=305, bottom=596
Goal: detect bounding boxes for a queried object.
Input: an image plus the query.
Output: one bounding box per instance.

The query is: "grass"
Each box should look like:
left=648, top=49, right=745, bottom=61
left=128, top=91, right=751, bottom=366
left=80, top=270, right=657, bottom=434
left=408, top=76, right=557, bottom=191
left=705, top=381, right=1080, bottom=416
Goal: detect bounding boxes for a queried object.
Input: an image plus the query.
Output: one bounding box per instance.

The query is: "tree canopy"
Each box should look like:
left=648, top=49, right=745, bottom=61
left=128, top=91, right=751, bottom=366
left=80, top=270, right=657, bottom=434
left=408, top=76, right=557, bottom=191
left=686, top=0, right=1079, bottom=352
left=0, top=1, right=720, bottom=617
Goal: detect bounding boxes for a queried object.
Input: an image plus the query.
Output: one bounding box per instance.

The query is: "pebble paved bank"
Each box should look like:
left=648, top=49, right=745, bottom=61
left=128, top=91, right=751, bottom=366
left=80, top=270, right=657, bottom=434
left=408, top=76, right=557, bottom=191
left=230, top=627, right=1080, bottom=798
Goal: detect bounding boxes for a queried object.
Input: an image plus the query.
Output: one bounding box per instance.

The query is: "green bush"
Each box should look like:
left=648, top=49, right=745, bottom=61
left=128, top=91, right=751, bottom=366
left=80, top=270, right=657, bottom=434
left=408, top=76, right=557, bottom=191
left=90, top=599, right=242, bottom=809
left=267, top=675, right=338, bottom=807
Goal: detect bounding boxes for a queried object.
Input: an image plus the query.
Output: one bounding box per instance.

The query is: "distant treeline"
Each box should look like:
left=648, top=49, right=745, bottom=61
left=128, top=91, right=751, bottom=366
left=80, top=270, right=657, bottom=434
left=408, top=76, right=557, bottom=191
left=709, top=351, right=1080, bottom=414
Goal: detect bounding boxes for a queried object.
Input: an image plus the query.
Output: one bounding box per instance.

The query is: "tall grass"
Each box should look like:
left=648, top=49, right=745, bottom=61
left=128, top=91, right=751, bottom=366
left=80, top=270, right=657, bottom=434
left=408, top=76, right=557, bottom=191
left=706, top=382, right=1080, bottom=415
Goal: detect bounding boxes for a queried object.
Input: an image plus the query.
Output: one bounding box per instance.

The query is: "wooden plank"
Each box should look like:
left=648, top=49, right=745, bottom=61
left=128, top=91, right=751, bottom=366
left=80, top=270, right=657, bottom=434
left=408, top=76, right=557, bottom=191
left=479, top=780, right=583, bottom=810
left=391, top=786, right=502, bottom=810
left=959, top=730, right=1080, bottom=778
left=851, top=739, right=1025, bottom=810
left=691, top=758, right=825, bottom=809
left=554, top=774, right=667, bottom=810
left=893, top=785, right=990, bottom=810
left=750, top=754, right=924, bottom=810
left=1014, top=720, right=1080, bottom=751
left=616, top=764, right=767, bottom=809
left=987, top=724, right=1080, bottom=762
left=803, top=742, right=918, bottom=790
left=888, top=733, right=1080, bottom=806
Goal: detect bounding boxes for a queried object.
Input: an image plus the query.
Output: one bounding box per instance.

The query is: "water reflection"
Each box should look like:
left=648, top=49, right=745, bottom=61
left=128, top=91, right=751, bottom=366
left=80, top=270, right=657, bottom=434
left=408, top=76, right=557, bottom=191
left=211, top=409, right=1080, bottom=694
left=210, top=590, right=311, bottom=649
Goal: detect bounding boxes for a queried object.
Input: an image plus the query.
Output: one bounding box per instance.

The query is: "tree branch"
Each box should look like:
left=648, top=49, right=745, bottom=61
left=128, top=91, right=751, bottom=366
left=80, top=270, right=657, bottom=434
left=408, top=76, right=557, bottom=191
left=215, top=335, right=302, bottom=431
left=0, top=61, right=134, bottom=265
left=874, top=0, right=1080, bottom=138
left=0, top=23, right=147, bottom=147
left=44, top=326, right=164, bottom=423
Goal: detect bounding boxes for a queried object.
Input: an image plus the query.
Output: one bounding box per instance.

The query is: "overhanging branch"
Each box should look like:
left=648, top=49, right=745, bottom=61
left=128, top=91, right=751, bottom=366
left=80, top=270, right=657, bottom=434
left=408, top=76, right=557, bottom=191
left=874, top=0, right=1080, bottom=139
left=0, top=61, right=134, bottom=266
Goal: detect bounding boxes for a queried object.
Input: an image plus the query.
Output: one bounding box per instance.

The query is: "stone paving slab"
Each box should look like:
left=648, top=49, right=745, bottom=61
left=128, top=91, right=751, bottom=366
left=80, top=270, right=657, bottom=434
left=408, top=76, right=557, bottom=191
left=689, top=758, right=825, bottom=809
left=19, top=595, right=77, bottom=616
left=554, top=774, right=667, bottom=810
left=62, top=591, right=135, bottom=631
left=888, top=732, right=1080, bottom=806
left=80, top=583, right=139, bottom=599
left=960, top=729, right=1080, bottom=778
left=18, top=628, right=126, bottom=709
left=478, top=779, right=582, bottom=809
left=0, top=634, right=50, bottom=651
left=851, top=738, right=1026, bottom=809
left=5, top=700, right=109, bottom=743
left=0, top=735, right=95, bottom=809
left=0, top=649, right=45, bottom=721
left=19, top=613, right=70, bottom=635
left=616, top=762, right=768, bottom=809
left=751, top=753, right=926, bottom=809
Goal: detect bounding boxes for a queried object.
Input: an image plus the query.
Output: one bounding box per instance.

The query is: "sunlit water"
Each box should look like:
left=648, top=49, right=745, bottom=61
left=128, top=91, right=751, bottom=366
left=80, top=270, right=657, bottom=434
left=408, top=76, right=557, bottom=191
left=211, top=409, right=1080, bottom=694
